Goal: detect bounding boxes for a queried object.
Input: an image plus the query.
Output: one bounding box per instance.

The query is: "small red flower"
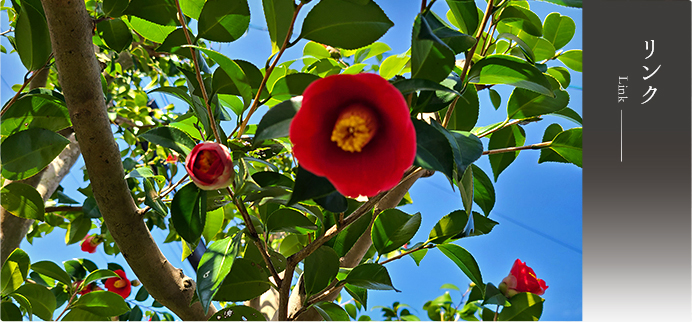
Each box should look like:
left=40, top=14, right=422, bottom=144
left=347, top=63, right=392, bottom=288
left=166, top=153, right=178, bottom=163
left=184, top=142, right=235, bottom=190
left=500, top=259, right=548, bottom=297
left=289, top=73, right=416, bottom=197
left=80, top=234, right=100, bottom=253
left=104, top=269, right=132, bottom=298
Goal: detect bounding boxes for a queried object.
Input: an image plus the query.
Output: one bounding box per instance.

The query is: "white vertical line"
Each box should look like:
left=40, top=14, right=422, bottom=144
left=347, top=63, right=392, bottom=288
left=620, top=109, right=623, bottom=162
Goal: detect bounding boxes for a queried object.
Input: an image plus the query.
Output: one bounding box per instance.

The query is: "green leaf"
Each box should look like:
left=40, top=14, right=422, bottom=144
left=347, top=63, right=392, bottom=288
left=391, top=78, right=460, bottom=97
left=14, top=0, right=51, bottom=71
left=103, top=0, right=129, bottom=17
left=214, top=258, right=271, bottom=302
left=558, top=50, right=582, bottom=72
left=547, top=127, right=582, bottom=167
left=125, top=16, right=177, bottom=43
left=1, top=95, right=71, bottom=140
left=371, top=209, right=421, bottom=254
left=471, top=165, right=495, bottom=216
left=135, top=284, right=149, bottom=301
left=488, top=125, right=525, bottom=181
left=1, top=248, right=30, bottom=296
left=496, top=33, right=535, bottom=63
left=467, top=55, right=553, bottom=97
left=29, top=261, right=71, bottom=286
left=345, top=284, right=368, bottom=309
left=138, top=127, right=197, bottom=157
left=343, top=263, right=398, bottom=291
left=449, top=130, right=483, bottom=175
left=300, top=0, right=393, bottom=50
left=427, top=210, right=467, bottom=244
left=263, top=0, right=295, bottom=53
left=379, top=51, right=410, bottom=80
left=123, top=0, right=178, bottom=26
left=543, top=13, right=575, bottom=50
left=498, top=292, right=544, bottom=321
left=1, top=302, right=23, bottom=321
left=125, top=167, right=166, bottom=185
left=423, top=11, right=476, bottom=55
left=550, top=107, right=582, bottom=126
left=304, top=246, right=340, bottom=298
left=287, top=166, right=336, bottom=206
left=437, top=244, right=483, bottom=289
left=81, top=269, right=118, bottom=291
left=489, top=88, right=502, bottom=110
left=411, top=14, right=455, bottom=83
left=266, top=207, right=318, bottom=234
left=63, top=260, right=87, bottom=280
left=507, top=74, right=570, bottom=120
left=188, top=46, right=253, bottom=106
left=96, top=18, right=132, bottom=52
left=197, top=0, right=250, bottom=43
left=1, top=128, right=70, bottom=180
left=546, top=67, right=571, bottom=88
left=171, top=182, right=207, bottom=245
left=538, top=123, right=568, bottom=164
left=271, top=73, right=320, bottom=99
left=330, top=211, right=373, bottom=257
left=458, top=166, right=473, bottom=213
left=445, top=0, right=480, bottom=35
left=14, top=283, right=56, bottom=321
left=209, top=305, right=265, bottom=321
left=482, top=283, right=510, bottom=307
left=0, top=182, right=45, bottom=221
left=537, top=0, right=581, bottom=9
left=9, top=292, right=33, bottom=319
left=412, top=119, right=455, bottom=181
left=72, top=291, right=130, bottom=316
left=65, top=216, right=92, bottom=245
left=497, top=5, right=542, bottom=37
left=180, top=0, right=205, bottom=19
left=314, top=191, right=349, bottom=213
left=353, top=42, right=391, bottom=63
left=197, top=232, right=242, bottom=313
left=408, top=243, right=428, bottom=266
left=313, top=302, right=351, bottom=321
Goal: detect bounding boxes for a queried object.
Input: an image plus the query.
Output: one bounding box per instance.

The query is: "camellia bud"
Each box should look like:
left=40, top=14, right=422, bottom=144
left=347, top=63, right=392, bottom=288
left=131, top=279, right=141, bottom=287
left=184, top=142, right=235, bottom=191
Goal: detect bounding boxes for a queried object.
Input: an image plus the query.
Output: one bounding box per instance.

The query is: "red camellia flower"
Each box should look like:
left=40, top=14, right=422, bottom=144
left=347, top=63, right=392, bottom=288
left=500, top=259, right=548, bottom=297
left=80, top=234, right=100, bottom=253
left=289, top=73, right=416, bottom=197
left=184, top=142, right=234, bottom=190
left=165, top=153, right=178, bottom=163
left=104, top=269, right=132, bottom=298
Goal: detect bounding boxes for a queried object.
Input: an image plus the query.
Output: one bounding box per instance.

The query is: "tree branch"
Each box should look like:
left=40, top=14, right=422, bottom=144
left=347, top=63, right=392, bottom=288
left=39, top=1, right=213, bottom=319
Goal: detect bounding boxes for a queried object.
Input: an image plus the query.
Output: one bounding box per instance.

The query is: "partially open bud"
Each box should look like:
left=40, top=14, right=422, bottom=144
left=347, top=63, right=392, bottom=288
left=184, top=142, right=235, bottom=190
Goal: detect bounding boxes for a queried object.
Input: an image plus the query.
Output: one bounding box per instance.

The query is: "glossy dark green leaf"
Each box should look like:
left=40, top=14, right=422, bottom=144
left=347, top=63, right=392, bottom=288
left=1, top=128, right=69, bottom=180
left=81, top=196, right=102, bottom=219
left=189, top=46, right=253, bottom=106
left=496, top=32, right=535, bottom=63
left=444, top=86, right=479, bottom=131
left=497, top=5, right=542, bottom=37
left=471, top=165, right=495, bottom=216
left=423, top=11, right=476, bottom=55
left=212, top=61, right=266, bottom=99
left=488, top=125, right=525, bottom=181
left=408, top=242, right=428, bottom=266
left=427, top=210, right=467, bottom=244
left=507, top=75, right=570, bottom=120
left=558, top=50, right=582, bottom=72
left=371, top=209, right=421, bottom=254
left=154, top=28, right=194, bottom=59
left=197, top=232, right=242, bottom=313
left=437, top=244, right=483, bottom=289
left=138, top=126, right=197, bottom=157
left=489, top=88, right=502, bottom=110
left=123, top=0, right=178, bottom=26
left=263, top=0, right=295, bottom=53
left=551, top=107, right=582, bottom=126
left=14, top=0, right=51, bottom=71
left=345, top=284, right=368, bottom=309
left=96, top=18, right=132, bottom=52
left=412, top=119, right=455, bottom=180
left=214, top=258, right=271, bottom=302
left=1, top=302, right=22, bottom=321
left=314, top=191, right=348, bottom=213
left=71, top=291, right=130, bottom=316
left=271, top=73, right=320, bottom=98
left=171, top=182, right=207, bottom=245
left=330, top=211, right=373, bottom=257
left=14, top=283, right=55, bottom=321
left=547, top=127, right=582, bottom=167
left=538, top=123, right=568, bottom=164
left=103, top=0, right=129, bottom=17
left=1, top=248, right=30, bottom=296
left=63, top=260, right=86, bottom=280
left=300, top=0, right=393, bottom=50
left=498, top=292, right=544, bottom=321
left=343, top=263, right=398, bottom=291
left=65, top=216, right=92, bottom=245
left=539, top=0, right=582, bottom=9
left=81, top=269, right=118, bottom=292
left=543, top=13, right=575, bottom=50
left=125, top=167, right=166, bottom=185
left=1, top=95, right=70, bottom=139
left=144, top=178, right=168, bottom=216
left=411, top=14, right=455, bottom=83
left=450, top=130, right=483, bottom=175
left=287, top=166, right=336, bottom=206
left=243, top=242, right=287, bottom=275
left=304, top=246, right=340, bottom=298
left=0, top=182, right=44, bottom=221
left=313, top=301, right=351, bottom=321
left=467, top=55, right=553, bottom=97
left=126, top=16, right=176, bottom=43
left=209, top=305, right=265, bottom=321
left=482, top=283, right=510, bottom=307
left=392, top=77, right=460, bottom=97
left=197, top=0, right=250, bottom=43
left=546, top=67, right=571, bottom=89
left=458, top=166, right=473, bottom=214
left=266, top=208, right=318, bottom=234
left=445, top=0, right=480, bottom=35
left=253, top=97, right=301, bottom=147
left=29, top=261, right=71, bottom=286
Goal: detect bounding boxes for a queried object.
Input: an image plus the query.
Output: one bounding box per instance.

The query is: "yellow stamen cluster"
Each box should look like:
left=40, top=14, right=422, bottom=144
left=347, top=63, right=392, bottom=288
left=196, top=150, right=216, bottom=171
left=113, top=279, right=127, bottom=288
left=331, top=105, right=377, bottom=152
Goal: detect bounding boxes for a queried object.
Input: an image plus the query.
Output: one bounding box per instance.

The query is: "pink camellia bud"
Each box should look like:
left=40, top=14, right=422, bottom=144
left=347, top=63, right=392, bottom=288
left=184, top=142, right=235, bottom=190
left=80, top=234, right=101, bottom=253
left=500, top=259, right=548, bottom=297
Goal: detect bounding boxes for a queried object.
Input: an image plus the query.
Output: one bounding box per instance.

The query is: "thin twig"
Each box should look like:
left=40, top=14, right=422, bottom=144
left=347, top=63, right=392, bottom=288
left=0, top=53, right=54, bottom=117
left=379, top=243, right=436, bottom=265
left=45, top=206, right=83, bottom=213
left=482, top=141, right=551, bottom=155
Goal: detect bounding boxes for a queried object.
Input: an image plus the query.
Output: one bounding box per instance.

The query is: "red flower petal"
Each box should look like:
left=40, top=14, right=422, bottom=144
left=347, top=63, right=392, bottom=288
left=184, top=142, right=234, bottom=190
left=104, top=269, right=132, bottom=298
left=507, top=259, right=548, bottom=296
left=289, top=73, right=416, bottom=197
left=80, top=235, right=98, bottom=253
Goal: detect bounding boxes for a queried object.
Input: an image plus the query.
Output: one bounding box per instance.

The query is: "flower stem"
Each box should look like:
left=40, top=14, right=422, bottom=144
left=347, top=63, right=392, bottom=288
left=235, top=1, right=305, bottom=138
left=173, top=0, right=221, bottom=144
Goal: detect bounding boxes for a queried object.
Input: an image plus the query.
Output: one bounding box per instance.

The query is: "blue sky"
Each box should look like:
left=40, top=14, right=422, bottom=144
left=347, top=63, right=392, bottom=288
left=2, top=1, right=582, bottom=320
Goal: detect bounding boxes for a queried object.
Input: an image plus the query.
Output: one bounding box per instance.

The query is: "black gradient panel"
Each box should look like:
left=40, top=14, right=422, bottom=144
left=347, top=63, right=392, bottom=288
left=583, top=1, right=691, bottom=321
